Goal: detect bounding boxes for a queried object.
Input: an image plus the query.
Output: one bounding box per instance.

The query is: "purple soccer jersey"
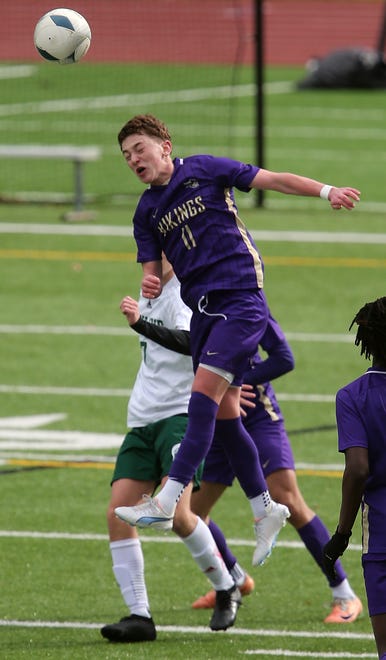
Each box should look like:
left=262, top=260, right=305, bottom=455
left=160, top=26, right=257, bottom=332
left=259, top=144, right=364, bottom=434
left=133, top=154, right=270, bottom=489
left=133, top=155, right=263, bottom=309
left=336, top=368, right=386, bottom=557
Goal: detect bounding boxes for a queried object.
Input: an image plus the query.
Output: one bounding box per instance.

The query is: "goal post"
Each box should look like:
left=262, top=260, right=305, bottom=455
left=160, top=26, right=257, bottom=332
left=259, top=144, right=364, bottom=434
left=254, top=0, right=265, bottom=208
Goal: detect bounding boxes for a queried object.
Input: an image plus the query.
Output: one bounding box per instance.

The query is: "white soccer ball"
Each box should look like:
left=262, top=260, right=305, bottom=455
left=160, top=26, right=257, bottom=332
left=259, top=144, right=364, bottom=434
left=34, top=8, right=91, bottom=64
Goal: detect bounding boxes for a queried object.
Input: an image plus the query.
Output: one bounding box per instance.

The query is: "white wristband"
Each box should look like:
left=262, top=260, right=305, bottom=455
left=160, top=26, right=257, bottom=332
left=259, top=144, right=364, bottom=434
left=320, top=184, right=332, bottom=200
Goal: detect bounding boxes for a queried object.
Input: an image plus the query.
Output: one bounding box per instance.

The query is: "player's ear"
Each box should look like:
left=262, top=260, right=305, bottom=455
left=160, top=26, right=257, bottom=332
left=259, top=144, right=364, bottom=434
left=162, top=140, right=172, bottom=157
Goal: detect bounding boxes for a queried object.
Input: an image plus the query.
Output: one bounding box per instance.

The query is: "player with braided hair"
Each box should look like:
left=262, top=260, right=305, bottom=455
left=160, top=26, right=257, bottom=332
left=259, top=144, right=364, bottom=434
left=323, top=296, right=386, bottom=657
left=350, top=297, right=386, bottom=362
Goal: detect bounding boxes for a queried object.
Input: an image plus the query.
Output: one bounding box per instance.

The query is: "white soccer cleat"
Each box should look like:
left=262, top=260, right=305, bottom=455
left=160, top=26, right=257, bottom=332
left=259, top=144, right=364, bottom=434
left=115, top=495, right=173, bottom=531
left=252, top=502, right=290, bottom=566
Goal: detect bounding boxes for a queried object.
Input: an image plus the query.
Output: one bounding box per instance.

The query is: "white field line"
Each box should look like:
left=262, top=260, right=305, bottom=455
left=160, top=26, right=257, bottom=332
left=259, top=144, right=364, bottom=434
left=0, top=428, right=123, bottom=447
left=0, top=65, right=37, bottom=79
left=269, top=125, right=386, bottom=141
left=0, top=413, right=67, bottom=428
left=0, top=384, right=333, bottom=403
left=267, top=149, right=386, bottom=164
left=1, top=103, right=385, bottom=127
left=0, top=80, right=383, bottom=120
left=0, top=384, right=131, bottom=398
left=0, top=427, right=122, bottom=450
left=0, top=324, right=133, bottom=336
left=0, top=453, right=344, bottom=474
left=243, top=652, right=376, bottom=658
left=0, top=323, right=355, bottom=344
left=0, top=77, right=383, bottom=137
left=0, top=618, right=375, bottom=645
left=0, top=325, right=345, bottom=403
left=0, top=420, right=337, bottom=450
left=2, top=121, right=386, bottom=154
left=2, top=132, right=386, bottom=168
left=0, top=529, right=362, bottom=553
left=0, top=526, right=369, bottom=652
left=0, top=82, right=292, bottom=119
left=283, top=106, right=386, bottom=121
left=1, top=222, right=386, bottom=242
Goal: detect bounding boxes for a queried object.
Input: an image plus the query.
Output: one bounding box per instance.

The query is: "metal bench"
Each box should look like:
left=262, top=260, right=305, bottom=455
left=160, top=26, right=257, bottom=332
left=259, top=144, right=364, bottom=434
left=0, top=144, right=101, bottom=218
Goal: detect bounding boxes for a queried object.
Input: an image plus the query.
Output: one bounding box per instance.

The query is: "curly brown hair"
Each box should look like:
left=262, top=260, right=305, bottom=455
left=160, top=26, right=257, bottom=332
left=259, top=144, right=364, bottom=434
left=118, top=114, right=171, bottom=147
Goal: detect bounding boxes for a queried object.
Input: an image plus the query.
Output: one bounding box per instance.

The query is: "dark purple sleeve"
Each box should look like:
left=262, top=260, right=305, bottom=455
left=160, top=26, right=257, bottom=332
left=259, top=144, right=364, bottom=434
left=243, top=341, right=295, bottom=386
left=242, top=310, right=295, bottom=385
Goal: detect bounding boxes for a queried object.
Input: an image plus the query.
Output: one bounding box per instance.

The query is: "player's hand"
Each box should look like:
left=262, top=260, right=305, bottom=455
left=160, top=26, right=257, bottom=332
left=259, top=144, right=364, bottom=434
left=322, top=528, right=351, bottom=581
left=329, top=187, right=361, bottom=211
left=142, top=274, right=162, bottom=299
left=120, top=296, right=140, bottom=325
left=240, top=383, right=256, bottom=418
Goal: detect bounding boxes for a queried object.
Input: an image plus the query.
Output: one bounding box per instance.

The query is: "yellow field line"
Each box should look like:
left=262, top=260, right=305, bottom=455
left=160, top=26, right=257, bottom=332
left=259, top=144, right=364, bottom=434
left=298, top=468, right=343, bottom=478
left=0, top=249, right=136, bottom=262
left=6, top=458, right=113, bottom=470
left=4, top=457, right=342, bottom=477
left=0, top=249, right=385, bottom=268
left=0, top=250, right=386, bottom=268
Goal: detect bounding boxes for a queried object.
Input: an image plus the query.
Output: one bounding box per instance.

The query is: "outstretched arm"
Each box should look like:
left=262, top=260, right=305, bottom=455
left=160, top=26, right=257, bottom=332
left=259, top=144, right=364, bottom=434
left=131, top=318, right=191, bottom=355
left=250, top=168, right=360, bottom=211
left=120, top=295, right=191, bottom=355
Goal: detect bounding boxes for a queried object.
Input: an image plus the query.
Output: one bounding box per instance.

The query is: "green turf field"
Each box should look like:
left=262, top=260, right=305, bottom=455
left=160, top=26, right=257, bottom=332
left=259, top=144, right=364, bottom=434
left=0, top=61, right=383, bottom=658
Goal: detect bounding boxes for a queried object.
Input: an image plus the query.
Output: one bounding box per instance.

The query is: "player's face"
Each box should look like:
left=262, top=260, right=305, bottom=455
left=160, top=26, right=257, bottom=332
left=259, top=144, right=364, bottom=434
left=121, top=133, right=173, bottom=185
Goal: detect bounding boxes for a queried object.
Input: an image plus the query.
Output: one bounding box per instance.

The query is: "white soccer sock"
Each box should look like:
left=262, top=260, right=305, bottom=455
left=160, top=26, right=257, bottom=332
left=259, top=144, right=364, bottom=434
left=110, top=538, right=151, bottom=618
left=331, top=578, right=356, bottom=600
left=230, top=561, right=246, bottom=587
left=249, top=490, right=272, bottom=519
left=181, top=517, right=234, bottom=591
left=156, top=478, right=186, bottom=516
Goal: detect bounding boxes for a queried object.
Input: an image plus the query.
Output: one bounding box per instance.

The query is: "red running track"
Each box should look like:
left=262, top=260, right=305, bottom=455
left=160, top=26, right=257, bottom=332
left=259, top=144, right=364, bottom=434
left=1, top=1, right=385, bottom=66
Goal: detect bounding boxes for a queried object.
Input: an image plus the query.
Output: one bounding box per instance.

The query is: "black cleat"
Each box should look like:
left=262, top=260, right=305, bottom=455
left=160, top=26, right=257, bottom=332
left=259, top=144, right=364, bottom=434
left=209, top=585, right=241, bottom=631
left=101, top=614, right=156, bottom=643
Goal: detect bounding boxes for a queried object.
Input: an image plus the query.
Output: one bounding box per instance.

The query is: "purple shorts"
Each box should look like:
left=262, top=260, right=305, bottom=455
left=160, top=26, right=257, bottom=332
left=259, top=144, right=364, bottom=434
left=362, top=557, right=386, bottom=616
left=189, top=288, right=268, bottom=386
left=203, top=411, right=295, bottom=485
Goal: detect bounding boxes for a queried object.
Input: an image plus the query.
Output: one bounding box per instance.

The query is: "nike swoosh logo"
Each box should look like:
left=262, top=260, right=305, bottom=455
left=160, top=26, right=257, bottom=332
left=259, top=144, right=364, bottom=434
left=340, top=613, right=355, bottom=620
left=206, top=351, right=219, bottom=356
left=139, top=516, right=172, bottom=524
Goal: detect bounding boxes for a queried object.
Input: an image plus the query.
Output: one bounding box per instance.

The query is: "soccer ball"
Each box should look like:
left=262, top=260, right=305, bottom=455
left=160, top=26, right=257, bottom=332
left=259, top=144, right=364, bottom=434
left=34, top=8, right=91, bottom=64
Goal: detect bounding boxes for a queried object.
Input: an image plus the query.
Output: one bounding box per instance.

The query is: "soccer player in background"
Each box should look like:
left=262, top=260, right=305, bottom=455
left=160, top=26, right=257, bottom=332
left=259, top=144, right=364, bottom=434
left=323, top=297, right=386, bottom=657
left=101, top=256, right=242, bottom=643
left=129, top=296, right=363, bottom=625
left=114, top=114, right=360, bottom=566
